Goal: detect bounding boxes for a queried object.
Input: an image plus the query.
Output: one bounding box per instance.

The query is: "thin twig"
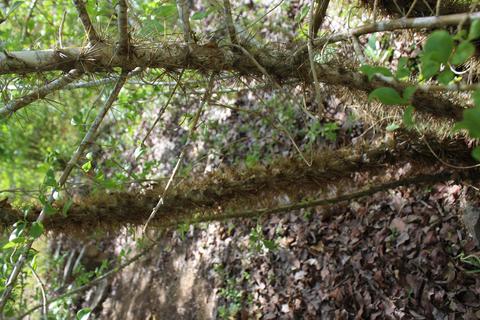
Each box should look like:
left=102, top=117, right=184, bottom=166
left=58, top=10, right=67, bottom=48
left=140, top=70, right=184, bottom=147
left=142, top=73, right=216, bottom=233
left=176, top=0, right=192, bottom=44
left=405, top=0, right=419, bottom=18
left=117, top=0, right=129, bottom=57
left=28, top=265, right=48, bottom=318
left=0, top=72, right=128, bottom=314
left=308, top=0, right=324, bottom=115
left=436, top=0, right=442, bottom=16
left=73, top=0, right=101, bottom=43
left=372, top=0, right=379, bottom=22
left=0, top=69, right=83, bottom=119
left=223, top=0, right=238, bottom=44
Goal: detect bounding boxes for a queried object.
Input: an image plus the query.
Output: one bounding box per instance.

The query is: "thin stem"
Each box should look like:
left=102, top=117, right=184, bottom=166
left=176, top=0, right=192, bottom=44
left=223, top=0, right=238, bottom=44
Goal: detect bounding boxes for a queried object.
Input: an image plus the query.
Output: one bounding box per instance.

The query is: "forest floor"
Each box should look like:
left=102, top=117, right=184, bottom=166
left=97, top=178, right=480, bottom=319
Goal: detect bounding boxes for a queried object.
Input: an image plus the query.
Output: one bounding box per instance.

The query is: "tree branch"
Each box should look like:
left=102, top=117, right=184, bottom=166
left=0, top=69, right=83, bottom=119
left=315, top=11, right=480, bottom=47
left=176, top=0, right=193, bottom=44
left=312, top=0, right=330, bottom=37
left=73, top=0, right=101, bottom=43
left=117, top=0, right=129, bottom=57
left=223, top=0, right=238, bottom=44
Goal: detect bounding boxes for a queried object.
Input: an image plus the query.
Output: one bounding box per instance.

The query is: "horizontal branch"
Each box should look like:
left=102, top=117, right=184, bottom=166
left=0, top=69, right=83, bottom=118
left=316, top=11, right=480, bottom=46
left=0, top=42, right=466, bottom=120
left=0, top=133, right=475, bottom=233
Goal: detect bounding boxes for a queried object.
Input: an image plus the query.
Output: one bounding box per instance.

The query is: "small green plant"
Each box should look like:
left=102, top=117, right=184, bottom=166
left=457, top=252, right=480, bottom=273
left=248, top=224, right=278, bottom=254
left=217, top=278, right=243, bottom=320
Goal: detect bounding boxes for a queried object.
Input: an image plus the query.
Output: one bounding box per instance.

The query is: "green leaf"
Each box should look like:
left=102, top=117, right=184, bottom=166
left=82, top=161, right=92, bottom=172
left=368, top=87, right=406, bottom=105
left=386, top=123, right=400, bottom=132
left=437, top=69, right=455, bottom=85
left=403, top=86, right=417, bottom=102
left=192, top=10, right=209, bottom=20
left=44, top=202, right=57, bottom=216
left=29, top=222, right=44, bottom=239
left=469, top=19, right=480, bottom=41
left=472, top=147, right=480, bottom=161
left=454, top=106, right=480, bottom=138
left=403, top=106, right=415, bottom=129
left=296, top=5, right=310, bottom=23
left=420, top=54, right=441, bottom=80
left=44, top=168, right=57, bottom=187
left=424, top=30, right=454, bottom=63
left=76, top=308, right=92, bottom=320
left=473, top=90, right=480, bottom=107
left=154, top=4, right=177, bottom=18
left=62, top=198, right=73, bottom=216
left=451, top=41, right=475, bottom=65
left=359, top=65, right=393, bottom=81
left=3, top=241, right=19, bottom=249
left=396, top=57, right=410, bottom=80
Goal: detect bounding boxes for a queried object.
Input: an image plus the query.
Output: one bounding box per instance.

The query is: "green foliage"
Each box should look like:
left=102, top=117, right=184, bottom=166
left=248, top=224, right=278, bottom=254
left=76, top=308, right=92, bottom=320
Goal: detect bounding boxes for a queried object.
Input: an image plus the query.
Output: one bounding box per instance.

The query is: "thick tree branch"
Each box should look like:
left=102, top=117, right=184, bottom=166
left=0, top=69, right=83, bottom=118
left=73, top=0, right=101, bottom=43
left=0, top=42, right=466, bottom=120
left=0, top=131, right=476, bottom=232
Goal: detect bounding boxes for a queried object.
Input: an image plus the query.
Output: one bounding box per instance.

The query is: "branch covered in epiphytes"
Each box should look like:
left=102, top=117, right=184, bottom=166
left=117, top=0, right=129, bottom=58
left=0, top=69, right=83, bottom=119
left=0, top=42, right=466, bottom=120
left=0, top=131, right=476, bottom=233
left=73, top=0, right=101, bottom=44
left=0, top=71, right=129, bottom=313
